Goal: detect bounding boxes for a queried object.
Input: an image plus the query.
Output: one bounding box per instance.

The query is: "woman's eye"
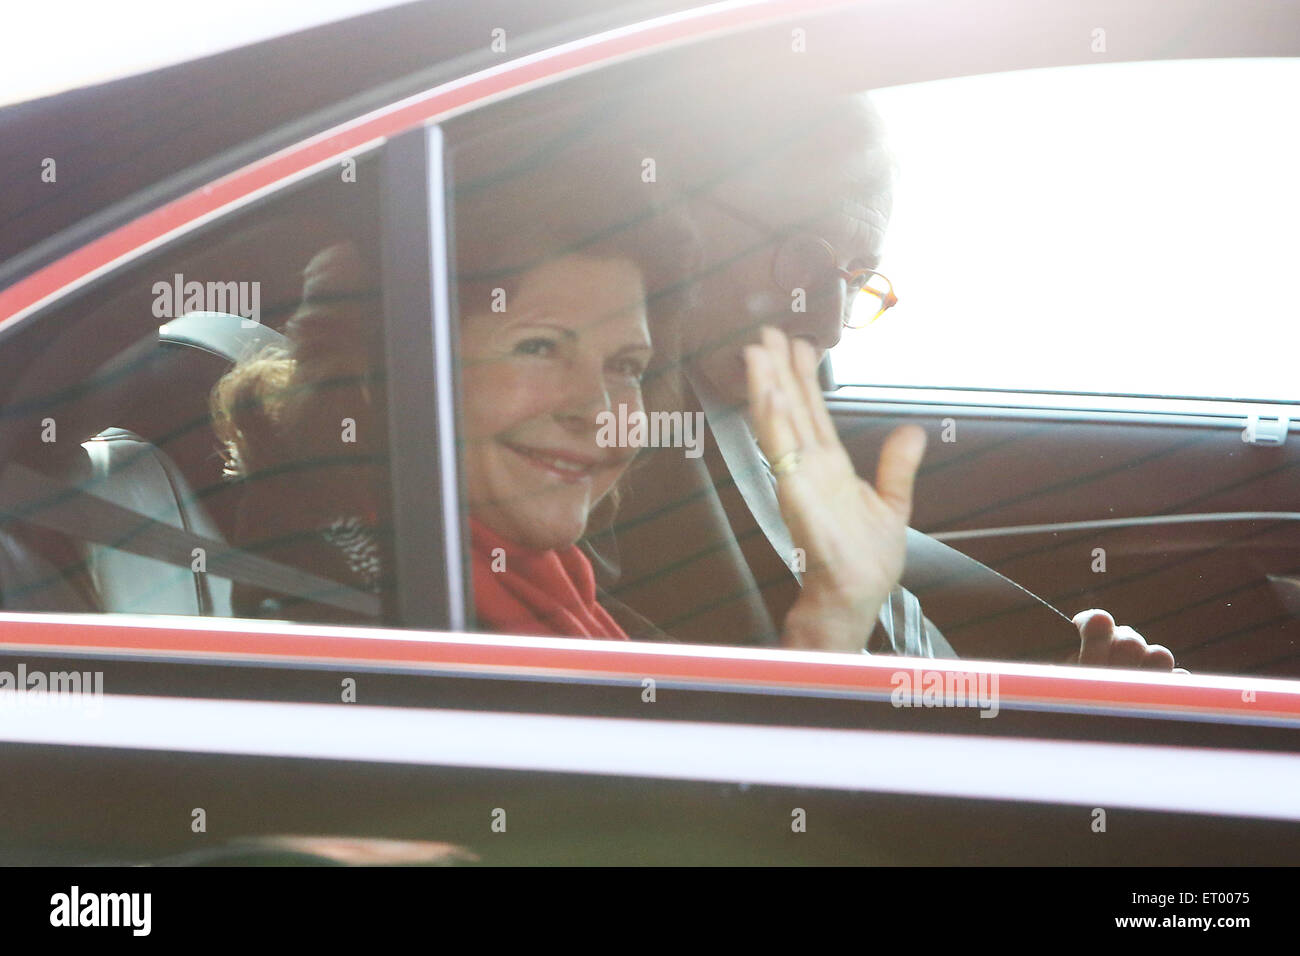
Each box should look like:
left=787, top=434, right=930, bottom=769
left=512, top=337, right=558, bottom=358
left=610, top=357, right=647, bottom=381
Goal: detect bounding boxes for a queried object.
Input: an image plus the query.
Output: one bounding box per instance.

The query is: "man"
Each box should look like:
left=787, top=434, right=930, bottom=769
left=592, top=85, right=1179, bottom=670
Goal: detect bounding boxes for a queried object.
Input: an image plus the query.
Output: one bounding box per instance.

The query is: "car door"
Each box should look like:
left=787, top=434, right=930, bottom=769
left=1, top=0, right=1298, bottom=873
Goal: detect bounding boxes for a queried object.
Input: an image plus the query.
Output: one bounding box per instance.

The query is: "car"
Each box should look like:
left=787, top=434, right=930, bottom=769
left=0, top=0, right=1298, bottom=873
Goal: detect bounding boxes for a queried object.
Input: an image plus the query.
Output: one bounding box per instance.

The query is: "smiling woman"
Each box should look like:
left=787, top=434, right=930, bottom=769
left=450, top=121, right=698, bottom=639
left=203, top=116, right=696, bottom=637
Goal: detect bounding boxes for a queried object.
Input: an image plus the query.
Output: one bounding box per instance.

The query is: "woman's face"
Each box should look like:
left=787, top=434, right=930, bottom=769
left=459, top=255, right=651, bottom=551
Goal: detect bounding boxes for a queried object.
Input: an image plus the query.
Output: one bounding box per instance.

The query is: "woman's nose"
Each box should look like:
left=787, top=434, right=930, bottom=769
left=555, top=364, right=613, bottom=431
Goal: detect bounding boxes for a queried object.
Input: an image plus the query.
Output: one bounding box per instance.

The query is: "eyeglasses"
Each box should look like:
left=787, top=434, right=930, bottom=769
left=701, top=194, right=899, bottom=329
left=770, top=234, right=898, bottom=329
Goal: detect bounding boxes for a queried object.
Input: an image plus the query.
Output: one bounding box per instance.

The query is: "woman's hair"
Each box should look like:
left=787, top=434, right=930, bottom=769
left=211, top=241, right=383, bottom=504
left=209, top=241, right=389, bottom=619
left=452, top=122, right=698, bottom=415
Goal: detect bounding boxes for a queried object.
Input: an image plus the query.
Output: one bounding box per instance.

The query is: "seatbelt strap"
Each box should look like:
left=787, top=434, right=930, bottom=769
left=689, top=370, right=802, bottom=583
left=0, top=461, right=381, bottom=617
left=902, top=527, right=1077, bottom=631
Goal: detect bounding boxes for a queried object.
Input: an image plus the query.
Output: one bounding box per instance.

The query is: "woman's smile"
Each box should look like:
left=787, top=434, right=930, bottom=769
left=501, top=440, right=606, bottom=484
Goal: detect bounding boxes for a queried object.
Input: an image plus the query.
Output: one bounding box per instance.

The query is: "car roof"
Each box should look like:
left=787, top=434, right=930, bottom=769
left=0, top=0, right=698, bottom=274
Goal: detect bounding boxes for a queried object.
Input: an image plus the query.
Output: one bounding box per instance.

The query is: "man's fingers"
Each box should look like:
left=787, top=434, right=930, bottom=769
left=1139, top=643, right=1177, bottom=670
left=874, top=424, right=926, bottom=520
left=1074, top=608, right=1115, bottom=666
left=1107, top=627, right=1149, bottom=669
left=760, top=327, right=819, bottom=448
left=792, top=337, right=839, bottom=446
left=745, top=345, right=799, bottom=461
left=1075, top=611, right=1178, bottom=671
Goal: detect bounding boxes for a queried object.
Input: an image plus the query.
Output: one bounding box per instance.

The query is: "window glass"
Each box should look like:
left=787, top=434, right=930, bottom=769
left=831, top=58, right=1300, bottom=402
left=0, top=160, right=394, bottom=625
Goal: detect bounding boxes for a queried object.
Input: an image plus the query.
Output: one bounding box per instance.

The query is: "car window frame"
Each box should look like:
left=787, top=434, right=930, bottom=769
left=380, top=124, right=469, bottom=631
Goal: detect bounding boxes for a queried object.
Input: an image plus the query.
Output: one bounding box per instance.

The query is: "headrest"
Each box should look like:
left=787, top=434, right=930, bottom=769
left=4, top=313, right=290, bottom=465
left=159, top=311, right=288, bottom=363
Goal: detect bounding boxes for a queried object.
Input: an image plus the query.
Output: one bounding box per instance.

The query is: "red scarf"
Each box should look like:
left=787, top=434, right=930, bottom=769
left=469, top=518, right=628, bottom=640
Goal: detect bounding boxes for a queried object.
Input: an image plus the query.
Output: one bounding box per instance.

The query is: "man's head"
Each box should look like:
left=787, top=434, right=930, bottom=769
left=672, top=92, right=895, bottom=406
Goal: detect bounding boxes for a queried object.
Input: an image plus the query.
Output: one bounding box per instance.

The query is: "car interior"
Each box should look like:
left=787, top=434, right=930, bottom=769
left=0, top=163, right=387, bottom=621
left=441, top=36, right=1300, bottom=676
left=0, top=12, right=1296, bottom=679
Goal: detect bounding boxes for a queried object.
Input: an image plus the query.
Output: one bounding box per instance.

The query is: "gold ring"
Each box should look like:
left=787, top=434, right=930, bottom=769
left=769, top=449, right=803, bottom=476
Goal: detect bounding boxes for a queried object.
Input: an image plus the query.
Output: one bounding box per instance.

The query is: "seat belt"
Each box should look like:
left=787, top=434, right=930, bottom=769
left=902, top=527, right=1078, bottom=634
left=688, top=371, right=801, bottom=582
left=0, top=461, right=380, bottom=618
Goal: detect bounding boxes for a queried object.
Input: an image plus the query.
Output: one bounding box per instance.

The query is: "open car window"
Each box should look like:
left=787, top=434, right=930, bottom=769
left=433, top=22, right=1300, bottom=684
left=829, top=57, right=1300, bottom=404
left=2, top=3, right=1295, bottom=681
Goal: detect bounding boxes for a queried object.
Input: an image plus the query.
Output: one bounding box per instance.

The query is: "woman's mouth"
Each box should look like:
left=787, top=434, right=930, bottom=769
left=502, top=442, right=601, bottom=483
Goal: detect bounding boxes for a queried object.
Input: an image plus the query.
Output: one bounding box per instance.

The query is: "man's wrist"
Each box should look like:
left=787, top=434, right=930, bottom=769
left=783, top=592, right=886, bottom=653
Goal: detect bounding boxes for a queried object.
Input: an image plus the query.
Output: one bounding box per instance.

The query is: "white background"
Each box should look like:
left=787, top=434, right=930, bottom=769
left=1, top=0, right=410, bottom=107
left=833, top=59, right=1300, bottom=402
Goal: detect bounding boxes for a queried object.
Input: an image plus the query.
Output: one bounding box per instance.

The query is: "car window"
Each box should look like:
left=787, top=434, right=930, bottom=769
left=0, top=159, right=396, bottom=625
left=434, top=39, right=1300, bottom=672
left=6, top=3, right=1297, bottom=684
left=830, top=58, right=1300, bottom=403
